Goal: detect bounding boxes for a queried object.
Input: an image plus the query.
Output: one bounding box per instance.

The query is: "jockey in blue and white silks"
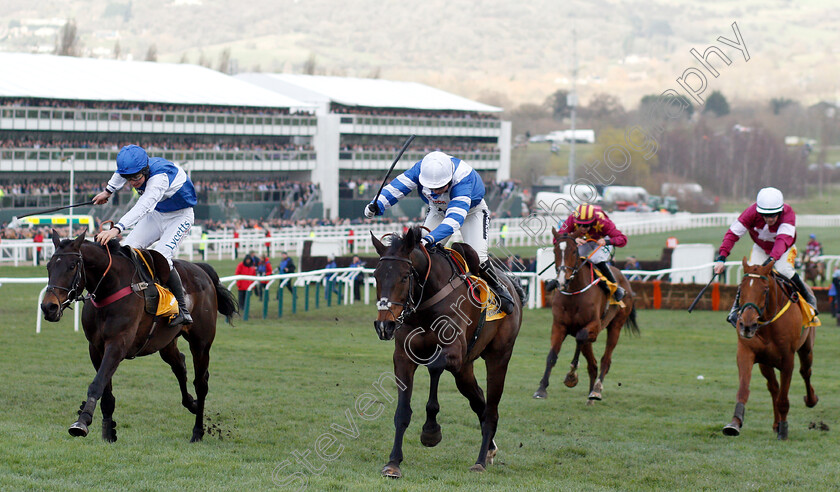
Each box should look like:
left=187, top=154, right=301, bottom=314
left=93, top=144, right=197, bottom=326
left=365, top=151, right=515, bottom=314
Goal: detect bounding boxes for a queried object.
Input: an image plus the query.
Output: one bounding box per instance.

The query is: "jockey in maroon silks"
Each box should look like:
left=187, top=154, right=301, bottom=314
left=713, top=187, right=817, bottom=327
left=548, top=203, right=628, bottom=301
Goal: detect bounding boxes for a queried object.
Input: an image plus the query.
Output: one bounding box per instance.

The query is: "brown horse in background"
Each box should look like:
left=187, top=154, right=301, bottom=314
left=371, top=227, right=523, bottom=478
left=722, top=258, right=818, bottom=439
left=533, top=228, right=639, bottom=402
left=40, top=231, right=238, bottom=442
left=802, top=253, right=826, bottom=286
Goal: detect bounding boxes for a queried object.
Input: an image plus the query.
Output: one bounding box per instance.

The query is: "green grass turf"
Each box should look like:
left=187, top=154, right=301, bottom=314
left=1, top=270, right=840, bottom=491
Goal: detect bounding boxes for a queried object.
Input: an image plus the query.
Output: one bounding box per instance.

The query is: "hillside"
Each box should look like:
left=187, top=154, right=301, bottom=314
left=0, top=0, right=838, bottom=109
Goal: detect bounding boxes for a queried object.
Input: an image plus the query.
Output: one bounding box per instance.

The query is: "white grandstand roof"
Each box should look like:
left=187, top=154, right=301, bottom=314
left=235, top=73, right=502, bottom=113
left=0, top=52, right=315, bottom=110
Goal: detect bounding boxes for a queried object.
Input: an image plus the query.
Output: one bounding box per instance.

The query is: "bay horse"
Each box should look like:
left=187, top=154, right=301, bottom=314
left=370, top=226, right=523, bottom=478
left=533, top=228, right=639, bottom=402
left=802, top=253, right=826, bottom=286
left=40, top=231, right=238, bottom=442
left=722, top=258, right=818, bottom=439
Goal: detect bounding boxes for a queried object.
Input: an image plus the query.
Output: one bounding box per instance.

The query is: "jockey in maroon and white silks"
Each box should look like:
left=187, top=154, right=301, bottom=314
left=714, top=187, right=816, bottom=325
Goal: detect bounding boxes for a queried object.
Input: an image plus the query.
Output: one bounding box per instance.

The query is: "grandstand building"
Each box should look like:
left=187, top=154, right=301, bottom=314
left=236, top=73, right=511, bottom=219
left=0, top=53, right=512, bottom=223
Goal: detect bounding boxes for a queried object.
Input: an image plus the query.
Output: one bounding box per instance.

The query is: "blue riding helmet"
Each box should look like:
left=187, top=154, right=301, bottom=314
left=116, top=145, right=149, bottom=176
left=810, top=234, right=816, bottom=239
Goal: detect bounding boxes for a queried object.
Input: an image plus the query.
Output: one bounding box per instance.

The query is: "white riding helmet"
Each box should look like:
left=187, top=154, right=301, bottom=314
left=755, top=187, right=784, bottom=214
left=419, top=151, right=455, bottom=189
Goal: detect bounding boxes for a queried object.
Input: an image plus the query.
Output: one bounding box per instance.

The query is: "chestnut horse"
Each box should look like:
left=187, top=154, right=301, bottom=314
left=371, top=227, right=523, bottom=478
left=533, top=228, right=639, bottom=402
left=40, top=231, right=238, bottom=442
left=722, top=258, right=818, bottom=439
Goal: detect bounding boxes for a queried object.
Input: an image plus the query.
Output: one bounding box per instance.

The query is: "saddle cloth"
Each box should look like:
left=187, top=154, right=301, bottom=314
left=446, top=247, right=506, bottom=322
left=131, top=248, right=179, bottom=320
left=591, top=266, right=626, bottom=308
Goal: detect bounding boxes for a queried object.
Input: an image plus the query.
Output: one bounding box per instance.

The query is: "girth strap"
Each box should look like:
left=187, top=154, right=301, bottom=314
left=417, top=276, right=464, bottom=311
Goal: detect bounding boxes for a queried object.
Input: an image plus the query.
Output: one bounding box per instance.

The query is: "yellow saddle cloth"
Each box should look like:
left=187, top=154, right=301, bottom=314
left=445, top=248, right=506, bottom=322
left=133, top=248, right=180, bottom=319
left=591, top=265, right=626, bottom=308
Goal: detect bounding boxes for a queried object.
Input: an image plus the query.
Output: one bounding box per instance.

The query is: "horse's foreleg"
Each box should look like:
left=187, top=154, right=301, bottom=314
left=70, top=342, right=126, bottom=438
left=563, top=344, right=581, bottom=388
left=723, top=345, right=755, bottom=436
left=798, top=329, right=819, bottom=408
left=776, top=360, right=794, bottom=440
left=382, top=354, right=417, bottom=479
left=188, top=339, right=211, bottom=443
left=534, top=322, right=566, bottom=399
left=420, top=356, right=445, bottom=448
left=160, top=341, right=197, bottom=414
left=87, top=344, right=117, bottom=442
left=758, top=363, right=780, bottom=433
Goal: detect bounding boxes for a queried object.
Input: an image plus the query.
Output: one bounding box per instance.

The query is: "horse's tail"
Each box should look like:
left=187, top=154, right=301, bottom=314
left=624, top=306, right=640, bottom=336
left=196, top=262, right=239, bottom=325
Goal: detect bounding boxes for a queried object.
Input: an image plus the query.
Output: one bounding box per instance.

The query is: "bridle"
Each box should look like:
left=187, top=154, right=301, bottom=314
left=46, top=251, right=87, bottom=312
left=376, top=246, right=432, bottom=327
left=46, top=244, right=114, bottom=316
left=738, top=272, right=793, bottom=328
left=555, top=236, right=603, bottom=295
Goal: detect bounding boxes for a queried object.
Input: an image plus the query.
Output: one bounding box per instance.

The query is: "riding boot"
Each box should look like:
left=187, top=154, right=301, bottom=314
left=726, top=290, right=740, bottom=328
left=595, top=262, right=625, bottom=301
left=166, top=267, right=193, bottom=327
left=791, top=273, right=819, bottom=315
left=479, top=260, right=515, bottom=315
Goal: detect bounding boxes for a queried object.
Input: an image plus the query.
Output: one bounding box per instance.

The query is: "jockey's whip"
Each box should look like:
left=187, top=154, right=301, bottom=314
left=10, top=200, right=96, bottom=226
left=687, top=272, right=719, bottom=313
left=371, top=134, right=416, bottom=208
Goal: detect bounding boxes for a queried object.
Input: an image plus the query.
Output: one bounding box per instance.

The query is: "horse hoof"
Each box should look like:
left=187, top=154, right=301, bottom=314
left=101, top=419, right=117, bottom=442
left=68, top=421, right=89, bottom=437
left=563, top=374, right=579, bottom=388
left=777, top=421, right=789, bottom=440
left=420, top=427, right=442, bottom=447
left=381, top=464, right=402, bottom=479
left=588, top=392, right=602, bottom=401
left=804, top=394, right=819, bottom=408
left=469, top=463, right=486, bottom=473
left=722, top=423, right=741, bottom=436
left=533, top=389, right=547, bottom=399
left=487, top=445, right=498, bottom=465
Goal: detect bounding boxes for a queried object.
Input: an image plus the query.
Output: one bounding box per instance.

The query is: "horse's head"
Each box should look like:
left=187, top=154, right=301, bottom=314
left=370, top=228, right=429, bottom=341
left=736, top=257, right=776, bottom=338
left=551, top=227, right=583, bottom=291
left=41, top=229, right=87, bottom=322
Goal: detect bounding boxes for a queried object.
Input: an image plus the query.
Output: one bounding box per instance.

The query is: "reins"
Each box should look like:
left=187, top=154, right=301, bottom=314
left=738, top=272, right=794, bottom=328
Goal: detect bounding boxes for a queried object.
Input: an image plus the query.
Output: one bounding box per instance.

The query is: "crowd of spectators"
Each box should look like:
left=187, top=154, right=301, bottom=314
left=1, top=97, right=313, bottom=116
left=330, top=104, right=499, bottom=120
left=339, top=143, right=499, bottom=154
left=0, top=137, right=312, bottom=153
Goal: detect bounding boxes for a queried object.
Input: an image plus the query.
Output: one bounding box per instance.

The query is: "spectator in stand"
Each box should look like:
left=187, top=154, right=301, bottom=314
left=235, top=255, right=257, bottom=309
left=350, top=255, right=366, bottom=301
left=233, top=230, right=240, bottom=259
left=33, top=229, right=44, bottom=266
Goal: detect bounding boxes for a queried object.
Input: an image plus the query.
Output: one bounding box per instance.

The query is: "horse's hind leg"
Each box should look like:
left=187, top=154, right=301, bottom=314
left=187, top=338, right=212, bottom=442
left=420, top=356, right=445, bottom=448
left=453, top=363, right=490, bottom=471
left=160, top=340, right=198, bottom=414
left=70, top=342, right=126, bottom=438
left=798, top=329, right=819, bottom=408
left=475, top=350, right=514, bottom=471
left=533, top=322, right=567, bottom=399
left=758, top=363, right=781, bottom=433
left=775, top=361, right=795, bottom=440
left=591, top=319, right=623, bottom=401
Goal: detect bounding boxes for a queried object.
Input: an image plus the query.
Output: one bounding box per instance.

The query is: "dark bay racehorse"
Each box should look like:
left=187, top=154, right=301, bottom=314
left=533, top=228, right=639, bottom=402
left=722, top=258, right=818, bottom=439
left=40, top=231, right=238, bottom=442
left=371, top=227, right=523, bottom=477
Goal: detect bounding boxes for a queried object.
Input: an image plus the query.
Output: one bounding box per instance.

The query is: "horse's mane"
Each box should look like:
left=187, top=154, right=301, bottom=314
left=386, top=226, right=424, bottom=255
